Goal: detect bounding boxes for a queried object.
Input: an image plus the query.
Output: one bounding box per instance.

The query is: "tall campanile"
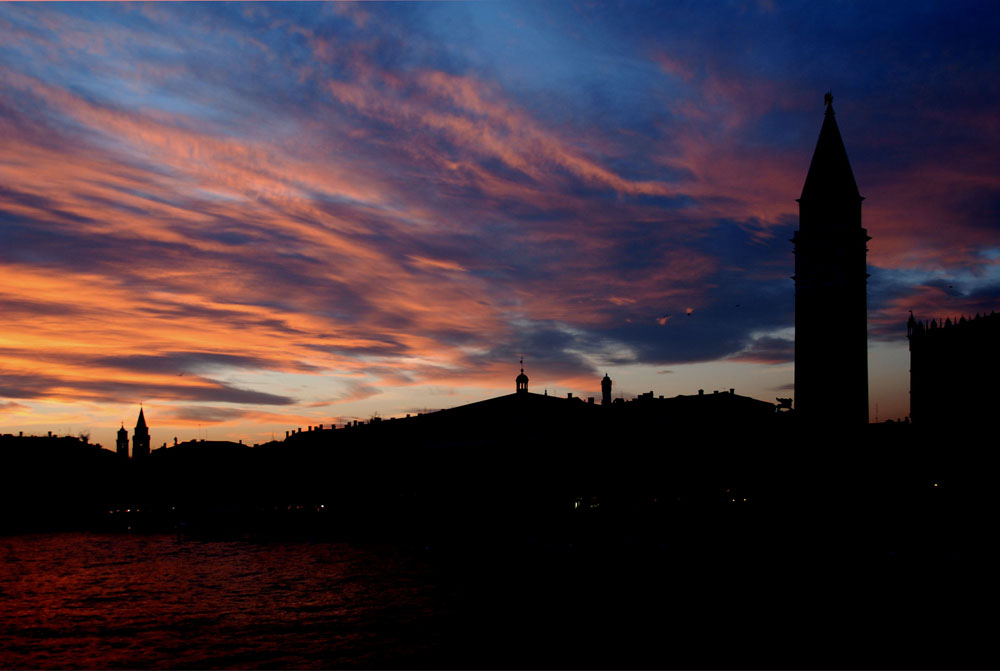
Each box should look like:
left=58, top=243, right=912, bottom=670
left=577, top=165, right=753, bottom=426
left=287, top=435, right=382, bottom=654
left=793, top=94, right=870, bottom=425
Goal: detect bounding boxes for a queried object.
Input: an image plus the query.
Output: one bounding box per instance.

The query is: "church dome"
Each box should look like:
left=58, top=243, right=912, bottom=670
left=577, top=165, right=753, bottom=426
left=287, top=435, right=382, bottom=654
left=515, top=363, right=529, bottom=393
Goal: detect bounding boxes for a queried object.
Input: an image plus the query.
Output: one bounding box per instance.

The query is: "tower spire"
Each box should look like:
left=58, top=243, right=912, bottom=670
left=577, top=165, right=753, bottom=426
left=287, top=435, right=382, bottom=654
left=800, top=94, right=860, bottom=206
left=132, top=407, right=150, bottom=460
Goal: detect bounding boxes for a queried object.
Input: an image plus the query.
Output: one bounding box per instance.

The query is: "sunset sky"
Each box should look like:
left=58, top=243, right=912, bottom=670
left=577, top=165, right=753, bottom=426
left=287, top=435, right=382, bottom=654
left=2, top=2, right=999, bottom=449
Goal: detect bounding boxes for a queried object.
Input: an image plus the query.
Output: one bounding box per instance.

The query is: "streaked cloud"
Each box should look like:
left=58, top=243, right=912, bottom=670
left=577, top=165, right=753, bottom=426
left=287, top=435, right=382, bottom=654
left=0, top=1, right=997, bottom=444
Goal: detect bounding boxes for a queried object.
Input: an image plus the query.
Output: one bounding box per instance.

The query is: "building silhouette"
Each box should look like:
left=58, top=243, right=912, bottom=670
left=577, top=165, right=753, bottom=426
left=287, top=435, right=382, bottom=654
left=907, top=311, right=999, bottom=426
left=626, top=387, right=776, bottom=428
left=793, top=94, right=870, bottom=425
left=116, top=424, right=129, bottom=460
left=132, top=408, right=150, bottom=460
left=284, top=365, right=778, bottom=453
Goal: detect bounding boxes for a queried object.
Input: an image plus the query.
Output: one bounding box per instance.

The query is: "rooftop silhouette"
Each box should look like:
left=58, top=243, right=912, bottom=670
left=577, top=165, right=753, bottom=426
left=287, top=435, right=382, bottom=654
left=908, top=310, right=1000, bottom=427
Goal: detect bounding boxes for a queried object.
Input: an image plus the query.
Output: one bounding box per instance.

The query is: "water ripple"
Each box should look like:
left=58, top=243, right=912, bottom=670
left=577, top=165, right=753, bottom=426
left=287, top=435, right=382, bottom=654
left=0, top=532, right=449, bottom=669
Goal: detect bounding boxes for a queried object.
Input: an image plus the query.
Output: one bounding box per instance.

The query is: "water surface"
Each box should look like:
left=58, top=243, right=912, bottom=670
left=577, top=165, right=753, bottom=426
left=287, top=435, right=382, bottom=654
left=0, top=533, right=453, bottom=669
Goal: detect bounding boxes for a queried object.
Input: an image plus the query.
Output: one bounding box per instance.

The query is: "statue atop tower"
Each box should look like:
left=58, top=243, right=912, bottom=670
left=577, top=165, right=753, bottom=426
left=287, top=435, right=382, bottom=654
left=792, top=94, right=870, bottom=426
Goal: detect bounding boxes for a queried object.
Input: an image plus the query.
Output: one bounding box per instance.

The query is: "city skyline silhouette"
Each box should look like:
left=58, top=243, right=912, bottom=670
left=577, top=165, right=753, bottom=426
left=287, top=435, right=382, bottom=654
left=4, top=90, right=988, bottom=451
left=3, top=5, right=1000, bottom=670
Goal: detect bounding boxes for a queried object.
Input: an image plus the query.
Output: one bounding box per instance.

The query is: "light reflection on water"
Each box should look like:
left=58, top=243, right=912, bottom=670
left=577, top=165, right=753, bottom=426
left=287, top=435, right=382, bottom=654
left=1, top=529, right=984, bottom=668
left=0, top=533, right=452, bottom=669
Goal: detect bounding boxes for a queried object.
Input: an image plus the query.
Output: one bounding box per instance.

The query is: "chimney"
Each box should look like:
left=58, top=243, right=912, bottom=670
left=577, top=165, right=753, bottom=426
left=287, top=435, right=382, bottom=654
left=713, top=390, right=719, bottom=394
left=285, top=430, right=290, bottom=438
left=730, top=388, right=735, bottom=395
left=588, top=397, right=594, bottom=404
left=567, top=392, right=573, bottom=399
left=318, top=424, right=323, bottom=430
left=698, top=389, right=704, bottom=396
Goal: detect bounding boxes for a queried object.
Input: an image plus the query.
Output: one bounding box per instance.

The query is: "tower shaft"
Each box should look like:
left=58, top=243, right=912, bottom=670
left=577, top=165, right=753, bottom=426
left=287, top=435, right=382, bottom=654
left=793, top=98, right=869, bottom=425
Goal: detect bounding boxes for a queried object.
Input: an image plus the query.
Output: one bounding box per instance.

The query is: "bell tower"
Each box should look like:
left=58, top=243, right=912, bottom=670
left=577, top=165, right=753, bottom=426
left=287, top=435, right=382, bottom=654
left=132, top=407, right=151, bottom=460
left=792, top=94, right=870, bottom=425
left=116, top=424, right=129, bottom=459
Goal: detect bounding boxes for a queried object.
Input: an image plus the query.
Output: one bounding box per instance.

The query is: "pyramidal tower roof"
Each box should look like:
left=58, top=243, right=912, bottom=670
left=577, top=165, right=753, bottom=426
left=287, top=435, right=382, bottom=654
left=136, top=407, right=147, bottom=429
left=800, top=94, right=861, bottom=203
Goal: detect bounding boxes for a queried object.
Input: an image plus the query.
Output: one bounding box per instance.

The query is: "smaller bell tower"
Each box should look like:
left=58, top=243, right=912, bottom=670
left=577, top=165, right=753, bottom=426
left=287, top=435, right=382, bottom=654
left=133, top=408, right=150, bottom=460
left=116, top=424, right=129, bottom=459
